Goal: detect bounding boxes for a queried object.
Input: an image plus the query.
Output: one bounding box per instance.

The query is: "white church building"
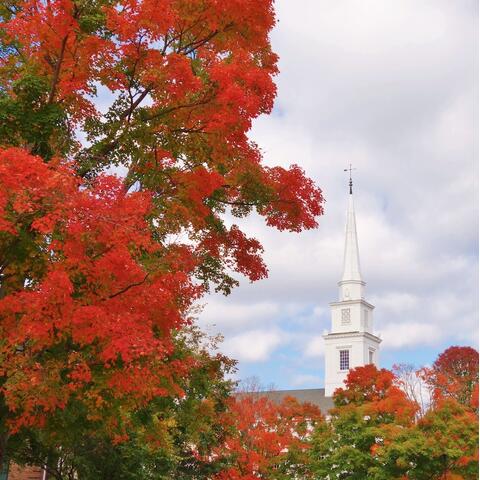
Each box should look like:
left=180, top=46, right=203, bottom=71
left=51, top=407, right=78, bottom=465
left=243, top=179, right=381, bottom=411
left=323, top=179, right=381, bottom=396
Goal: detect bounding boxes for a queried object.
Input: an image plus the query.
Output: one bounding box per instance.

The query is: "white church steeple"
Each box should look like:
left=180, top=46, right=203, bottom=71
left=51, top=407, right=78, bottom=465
left=341, top=193, right=362, bottom=282
left=323, top=174, right=381, bottom=397
left=338, top=189, right=366, bottom=302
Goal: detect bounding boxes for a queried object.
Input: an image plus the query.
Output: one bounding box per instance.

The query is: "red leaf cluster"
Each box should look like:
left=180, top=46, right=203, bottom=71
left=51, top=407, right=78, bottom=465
left=0, top=148, right=198, bottom=432
left=424, top=346, right=479, bottom=407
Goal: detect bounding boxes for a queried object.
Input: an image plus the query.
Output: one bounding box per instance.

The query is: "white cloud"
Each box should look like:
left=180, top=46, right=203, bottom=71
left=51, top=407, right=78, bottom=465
left=371, top=292, right=420, bottom=314
left=199, top=300, right=280, bottom=332
left=305, top=336, right=326, bottom=358
left=197, top=0, right=477, bottom=386
left=380, top=322, right=442, bottom=349
left=221, top=330, right=286, bottom=362
left=291, top=374, right=322, bottom=387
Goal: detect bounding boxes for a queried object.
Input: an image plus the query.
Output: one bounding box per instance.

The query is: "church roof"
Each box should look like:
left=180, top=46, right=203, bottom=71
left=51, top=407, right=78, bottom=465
left=236, top=388, right=334, bottom=414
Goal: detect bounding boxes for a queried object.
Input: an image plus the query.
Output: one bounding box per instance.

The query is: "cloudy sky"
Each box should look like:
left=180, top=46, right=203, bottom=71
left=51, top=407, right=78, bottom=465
left=198, top=0, right=479, bottom=390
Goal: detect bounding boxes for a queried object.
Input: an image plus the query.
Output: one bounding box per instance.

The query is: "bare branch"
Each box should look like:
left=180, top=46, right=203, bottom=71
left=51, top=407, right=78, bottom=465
left=47, top=34, right=69, bottom=104
left=108, top=273, right=149, bottom=299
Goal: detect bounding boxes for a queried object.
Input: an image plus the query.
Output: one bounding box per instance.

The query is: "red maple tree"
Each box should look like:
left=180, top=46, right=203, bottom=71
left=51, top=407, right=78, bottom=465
left=423, top=346, right=479, bottom=407
left=0, top=0, right=324, bottom=463
left=0, top=147, right=201, bottom=437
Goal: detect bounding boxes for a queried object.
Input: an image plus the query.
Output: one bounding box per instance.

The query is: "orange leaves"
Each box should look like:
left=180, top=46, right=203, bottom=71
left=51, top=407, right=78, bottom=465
left=224, top=226, right=267, bottom=282
left=2, top=1, right=109, bottom=118
left=105, top=0, right=176, bottom=42
left=151, top=53, right=203, bottom=103
left=211, top=395, right=323, bottom=480
left=195, top=0, right=277, bottom=52
left=198, top=226, right=267, bottom=283
left=206, top=50, right=277, bottom=134
left=68, top=359, right=93, bottom=385
left=173, top=166, right=225, bottom=224
left=0, top=147, right=75, bottom=235
left=471, top=383, right=479, bottom=410
left=334, top=364, right=419, bottom=424
left=342, top=363, right=396, bottom=400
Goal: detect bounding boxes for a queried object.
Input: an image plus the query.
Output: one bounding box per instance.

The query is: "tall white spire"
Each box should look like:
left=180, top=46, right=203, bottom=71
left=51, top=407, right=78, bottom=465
left=338, top=176, right=365, bottom=301
left=323, top=173, right=381, bottom=397
left=341, top=193, right=363, bottom=283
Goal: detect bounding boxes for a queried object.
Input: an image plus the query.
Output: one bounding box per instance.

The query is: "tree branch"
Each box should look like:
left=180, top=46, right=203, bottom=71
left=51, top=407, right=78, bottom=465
left=47, top=33, right=69, bottom=104
left=108, top=274, right=149, bottom=299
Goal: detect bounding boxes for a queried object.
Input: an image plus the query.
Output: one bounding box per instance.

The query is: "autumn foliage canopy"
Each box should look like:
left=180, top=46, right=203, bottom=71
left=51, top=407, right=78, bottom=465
left=0, top=1, right=477, bottom=479
left=0, top=0, right=323, bottom=444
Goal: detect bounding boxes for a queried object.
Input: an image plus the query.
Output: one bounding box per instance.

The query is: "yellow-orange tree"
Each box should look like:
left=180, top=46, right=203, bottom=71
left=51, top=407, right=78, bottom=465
left=310, top=350, right=479, bottom=480
left=211, top=395, right=324, bottom=480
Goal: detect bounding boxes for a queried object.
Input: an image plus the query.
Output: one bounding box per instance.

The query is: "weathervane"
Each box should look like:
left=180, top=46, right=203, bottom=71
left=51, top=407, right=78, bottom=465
left=344, top=164, right=356, bottom=194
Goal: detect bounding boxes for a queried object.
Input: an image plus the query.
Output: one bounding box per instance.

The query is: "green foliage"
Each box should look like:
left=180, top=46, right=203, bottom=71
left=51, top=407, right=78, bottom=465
left=0, top=74, right=68, bottom=159
left=372, top=400, right=479, bottom=480
left=8, top=327, right=235, bottom=480
left=310, top=408, right=380, bottom=479
left=309, top=364, right=479, bottom=480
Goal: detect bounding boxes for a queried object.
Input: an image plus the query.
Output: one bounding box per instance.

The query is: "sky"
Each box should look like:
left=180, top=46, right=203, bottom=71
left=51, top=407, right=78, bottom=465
left=197, top=0, right=479, bottom=390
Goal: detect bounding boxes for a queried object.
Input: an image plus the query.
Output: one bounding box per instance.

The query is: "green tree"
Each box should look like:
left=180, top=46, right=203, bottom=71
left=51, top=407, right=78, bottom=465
left=8, top=327, right=236, bottom=480
left=373, top=400, right=478, bottom=479
left=309, top=365, right=418, bottom=479
left=310, top=358, right=479, bottom=480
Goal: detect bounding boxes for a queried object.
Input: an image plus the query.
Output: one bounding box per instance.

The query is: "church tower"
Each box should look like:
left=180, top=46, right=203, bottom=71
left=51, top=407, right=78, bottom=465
left=323, top=177, right=381, bottom=397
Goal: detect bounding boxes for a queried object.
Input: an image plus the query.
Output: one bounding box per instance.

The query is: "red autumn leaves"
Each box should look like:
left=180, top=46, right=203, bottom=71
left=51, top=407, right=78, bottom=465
left=0, top=148, right=198, bottom=432
left=0, top=0, right=324, bottom=439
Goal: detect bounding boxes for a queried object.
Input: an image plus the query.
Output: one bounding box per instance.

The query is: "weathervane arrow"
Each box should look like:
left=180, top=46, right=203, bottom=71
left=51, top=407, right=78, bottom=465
left=344, top=164, right=356, bottom=194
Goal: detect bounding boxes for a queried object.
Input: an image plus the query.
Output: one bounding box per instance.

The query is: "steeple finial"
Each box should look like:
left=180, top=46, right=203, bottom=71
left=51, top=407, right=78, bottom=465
left=344, top=164, right=356, bottom=195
